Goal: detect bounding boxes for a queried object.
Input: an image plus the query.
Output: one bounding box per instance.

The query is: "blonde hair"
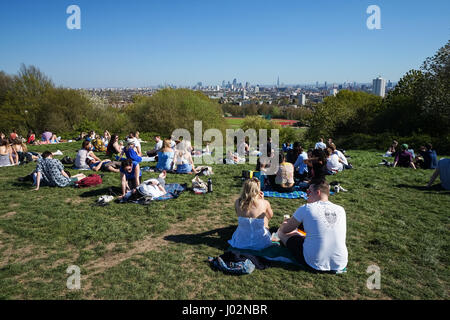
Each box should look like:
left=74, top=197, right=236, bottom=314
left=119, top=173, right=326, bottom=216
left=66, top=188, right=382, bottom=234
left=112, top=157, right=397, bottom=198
left=163, top=139, right=171, bottom=149
left=239, top=178, right=262, bottom=211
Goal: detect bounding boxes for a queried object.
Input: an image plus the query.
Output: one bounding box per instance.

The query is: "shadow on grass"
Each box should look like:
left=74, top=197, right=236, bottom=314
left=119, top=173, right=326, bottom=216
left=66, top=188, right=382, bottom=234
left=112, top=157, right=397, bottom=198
left=79, top=186, right=123, bottom=198
left=396, top=184, right=450, bottom=194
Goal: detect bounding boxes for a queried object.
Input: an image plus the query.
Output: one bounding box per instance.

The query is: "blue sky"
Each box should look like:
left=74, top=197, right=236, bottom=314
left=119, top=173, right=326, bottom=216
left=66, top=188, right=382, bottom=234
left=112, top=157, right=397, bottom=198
left=0, top=0, right=449, bottom=88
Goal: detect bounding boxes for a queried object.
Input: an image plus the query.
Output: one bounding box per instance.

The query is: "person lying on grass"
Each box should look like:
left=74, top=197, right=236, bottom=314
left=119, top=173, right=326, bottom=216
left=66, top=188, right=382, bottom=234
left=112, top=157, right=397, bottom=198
left=119, top=158, right=142, bottom=197
left=276, top=180, right=348, bottom=273
left=118, top=170, right=168, bottom=202
left=86, top=158, right=121, bottom=173
left=33, top=151, right=86, bottom=191
left=228, top=178, right=274, bottom=251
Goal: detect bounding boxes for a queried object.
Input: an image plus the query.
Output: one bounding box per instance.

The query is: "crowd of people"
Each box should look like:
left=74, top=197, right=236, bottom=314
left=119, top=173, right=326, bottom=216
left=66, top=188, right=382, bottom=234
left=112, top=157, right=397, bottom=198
left=4, top=128, right=449, bottom=275
left=382, top=140, right=438, bottom=170
left=254, top=137, right=352, bottom=193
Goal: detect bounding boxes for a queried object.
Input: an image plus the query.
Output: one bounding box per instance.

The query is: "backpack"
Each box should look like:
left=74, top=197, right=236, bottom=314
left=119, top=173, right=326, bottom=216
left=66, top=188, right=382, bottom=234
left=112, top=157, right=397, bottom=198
left=75, top=174, right=103, bottom=188
left=61, top=156, right=74, bottom=165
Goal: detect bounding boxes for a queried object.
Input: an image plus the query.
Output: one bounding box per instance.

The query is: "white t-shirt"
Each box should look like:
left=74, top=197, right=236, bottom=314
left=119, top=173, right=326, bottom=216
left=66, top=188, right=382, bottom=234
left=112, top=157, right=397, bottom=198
left=293, top=201, right=348, bottom=271
left=334, top=150, right=348, bottom=166
left=138, top=179, right=166, bottom=199
left=128, top=137, right=141, bottom=150
left=237, top=142, right=248, bottom=157
left=327, top=154, right=343, bottom=172
left=75, top=149, right=90, bottom=169
left=154, top=140, right=163, bottom=151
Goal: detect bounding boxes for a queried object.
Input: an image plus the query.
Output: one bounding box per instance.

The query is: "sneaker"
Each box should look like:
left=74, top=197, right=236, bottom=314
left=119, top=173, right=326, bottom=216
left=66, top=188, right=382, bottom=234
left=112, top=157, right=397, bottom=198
left=339, top=185, right=348, bottom=192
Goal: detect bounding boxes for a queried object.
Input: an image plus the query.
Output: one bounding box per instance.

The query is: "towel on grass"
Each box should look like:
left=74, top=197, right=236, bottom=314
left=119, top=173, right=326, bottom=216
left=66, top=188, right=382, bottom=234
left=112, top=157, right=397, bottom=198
left=263, top=185, right=334, bottom=199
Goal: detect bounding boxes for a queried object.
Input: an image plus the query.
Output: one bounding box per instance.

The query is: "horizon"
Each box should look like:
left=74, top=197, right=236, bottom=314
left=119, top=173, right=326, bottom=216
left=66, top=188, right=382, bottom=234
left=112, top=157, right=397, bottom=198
left=0, top=0, right=449, bottom=88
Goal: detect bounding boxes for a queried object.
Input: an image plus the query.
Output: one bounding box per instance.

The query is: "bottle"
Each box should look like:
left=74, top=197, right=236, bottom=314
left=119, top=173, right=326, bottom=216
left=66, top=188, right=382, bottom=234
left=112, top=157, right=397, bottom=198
left=207, top=178, right=213, bottom=193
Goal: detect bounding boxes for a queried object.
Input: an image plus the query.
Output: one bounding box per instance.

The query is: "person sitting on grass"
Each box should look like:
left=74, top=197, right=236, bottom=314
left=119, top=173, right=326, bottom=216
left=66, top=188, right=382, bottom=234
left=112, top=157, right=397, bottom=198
left=329, top=143, right=352, bottom=170
left=314, top=138, right=327, bottom=150
left=75, top=140, right=101, bottom=169
left=156, top=139, right=175, bottom=172
left=146, top=135, right=163, bottom=157
left=304, top=148, right=329, bottom=183
left=118, top=170, right=168, bottom=202
left=41, top=129, right=52, bottom=144
left=271, top=152, right=295, bottom=193
left=119, top=159, right=142, bottom=197
left=127, top=131, right=142, bottom=156
left=293, top=145, right=309, bottom=181
left=228, top=178, right=274, bottom=250
left=393, top=144, right=416, bottom=169
left=86, top=158, right=121, bottom=173
left=0, top=138, right=14, bottom=167
left=121, top=141, right=142, bottom=163
left=419, top=143, right=438, bottom=170
left=384, top=140, right=399, bottom=157
left=33, top=151, right=86, bottom=191
left=173, top=141, right=198, bottom=174
left=12, top=139, right=38, bottom=164
left=426, top=158, right=450, bottom=190
left=106, top=134, right=123, bottom=157
left=276, top=180, right=348, bottom=273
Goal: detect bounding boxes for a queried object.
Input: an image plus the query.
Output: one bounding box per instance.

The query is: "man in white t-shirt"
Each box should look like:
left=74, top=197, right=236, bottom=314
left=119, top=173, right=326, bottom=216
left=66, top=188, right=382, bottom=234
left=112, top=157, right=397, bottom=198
left=277, top=180, right=348, bottom=272
left=326, top=148, right=343, bottom=173
left=147, top=136, right=163, bottom=157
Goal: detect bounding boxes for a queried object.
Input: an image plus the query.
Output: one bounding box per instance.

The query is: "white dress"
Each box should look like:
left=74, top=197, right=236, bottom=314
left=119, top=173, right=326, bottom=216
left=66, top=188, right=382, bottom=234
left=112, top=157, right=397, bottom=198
left=228, top=217, right=273, bottom=250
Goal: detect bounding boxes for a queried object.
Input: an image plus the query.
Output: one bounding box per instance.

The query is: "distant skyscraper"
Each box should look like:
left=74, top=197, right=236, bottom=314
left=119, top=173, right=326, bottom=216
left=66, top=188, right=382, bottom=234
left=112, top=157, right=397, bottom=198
left=316, top=81, right=319, bottom=88
left=300, top=93, right=306, bottom=105
left=233, top=78, right=237, bottom=87
left=324, top=81, right=327, bottom=89
left=277, top=76, right=280, bottom=88
left=373, top=77, right=386, bottom=97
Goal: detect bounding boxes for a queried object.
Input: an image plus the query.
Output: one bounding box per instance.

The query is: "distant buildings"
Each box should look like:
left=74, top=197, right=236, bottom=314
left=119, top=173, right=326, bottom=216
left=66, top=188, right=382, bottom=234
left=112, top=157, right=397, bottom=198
left=373, top=77, right=386, bottom=97
left=329, top=88, right=338, bottom=97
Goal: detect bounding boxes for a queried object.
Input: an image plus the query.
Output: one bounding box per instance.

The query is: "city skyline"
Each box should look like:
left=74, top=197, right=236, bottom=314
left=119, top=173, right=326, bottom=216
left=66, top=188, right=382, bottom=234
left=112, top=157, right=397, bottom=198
left=0, top=0, right=449, bottom=88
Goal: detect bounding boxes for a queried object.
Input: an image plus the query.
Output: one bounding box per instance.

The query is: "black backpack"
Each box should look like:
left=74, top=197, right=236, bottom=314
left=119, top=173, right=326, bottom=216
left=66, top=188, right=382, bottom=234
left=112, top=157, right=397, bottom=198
left=61, top=156, right=74, bottom=165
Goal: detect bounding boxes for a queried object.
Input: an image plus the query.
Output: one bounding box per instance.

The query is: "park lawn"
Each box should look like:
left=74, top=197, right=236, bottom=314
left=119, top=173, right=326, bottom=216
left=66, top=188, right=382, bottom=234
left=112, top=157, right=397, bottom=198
left=0, top=142, right=449, bottom=300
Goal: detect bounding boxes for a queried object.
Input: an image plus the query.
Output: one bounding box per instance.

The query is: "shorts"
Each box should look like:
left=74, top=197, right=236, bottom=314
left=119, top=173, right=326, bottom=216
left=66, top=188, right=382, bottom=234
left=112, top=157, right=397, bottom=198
left=286, top=235, right=309, bottom=267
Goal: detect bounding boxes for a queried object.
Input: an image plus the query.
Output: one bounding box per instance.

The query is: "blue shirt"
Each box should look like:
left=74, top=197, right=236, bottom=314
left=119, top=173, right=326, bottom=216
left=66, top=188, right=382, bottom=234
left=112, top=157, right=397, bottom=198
left=120, top=162, right=141, bottom=180
left=315, top=142, right=327, bottom=150
left=438, top=158, right=450, bottom=190
left=294, top=151, right=309, bottom=174
left=420, top=150, right=438, bottom=169
left=124, top=147, right=142, bottom=163
left=156, top=151, right=174, bottom=171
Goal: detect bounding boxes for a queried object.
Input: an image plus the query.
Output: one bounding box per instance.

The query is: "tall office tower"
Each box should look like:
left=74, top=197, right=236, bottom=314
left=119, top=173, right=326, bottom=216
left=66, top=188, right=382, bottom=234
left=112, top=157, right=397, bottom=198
left=300, top=93, right=306, bottom=105
left=316, top=81, right=319, bottom=88
left=324, top=81, right=327, bottom=89
left=255, top=86, right=259, bottom=93
left=372, top=76, right=386, bottom=97
left=233, top=78, right=237, bottom=87
left=222, top=80, right=226, bottom=88
left=277, top=76, right=280, bottom=88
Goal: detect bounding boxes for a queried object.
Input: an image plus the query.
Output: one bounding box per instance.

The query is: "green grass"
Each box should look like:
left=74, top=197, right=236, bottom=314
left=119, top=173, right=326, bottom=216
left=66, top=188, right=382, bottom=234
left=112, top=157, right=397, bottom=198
left=0, top=142, right=449, bottom=299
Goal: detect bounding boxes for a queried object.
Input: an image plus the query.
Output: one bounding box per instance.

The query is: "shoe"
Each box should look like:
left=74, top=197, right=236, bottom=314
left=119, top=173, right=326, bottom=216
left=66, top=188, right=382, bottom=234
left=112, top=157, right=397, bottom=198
left=339, top=185, right=348, bottom=192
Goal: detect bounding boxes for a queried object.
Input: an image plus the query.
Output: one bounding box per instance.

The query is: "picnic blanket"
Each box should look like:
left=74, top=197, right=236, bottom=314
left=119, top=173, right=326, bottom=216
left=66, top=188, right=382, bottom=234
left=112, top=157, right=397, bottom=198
left=130, top=183, right=187, bottom=204
left=263, top=185, right=335, bottom=199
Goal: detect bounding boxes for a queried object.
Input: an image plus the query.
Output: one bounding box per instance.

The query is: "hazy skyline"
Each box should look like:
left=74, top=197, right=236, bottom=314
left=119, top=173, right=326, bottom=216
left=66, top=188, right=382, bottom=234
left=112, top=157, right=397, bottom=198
left=0, top=0, right=449, bottom=88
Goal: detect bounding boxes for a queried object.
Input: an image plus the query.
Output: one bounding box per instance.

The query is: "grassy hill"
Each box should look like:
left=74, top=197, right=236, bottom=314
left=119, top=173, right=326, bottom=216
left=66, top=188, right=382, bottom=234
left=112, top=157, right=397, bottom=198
left=0, top=141, right=448, bottom=299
